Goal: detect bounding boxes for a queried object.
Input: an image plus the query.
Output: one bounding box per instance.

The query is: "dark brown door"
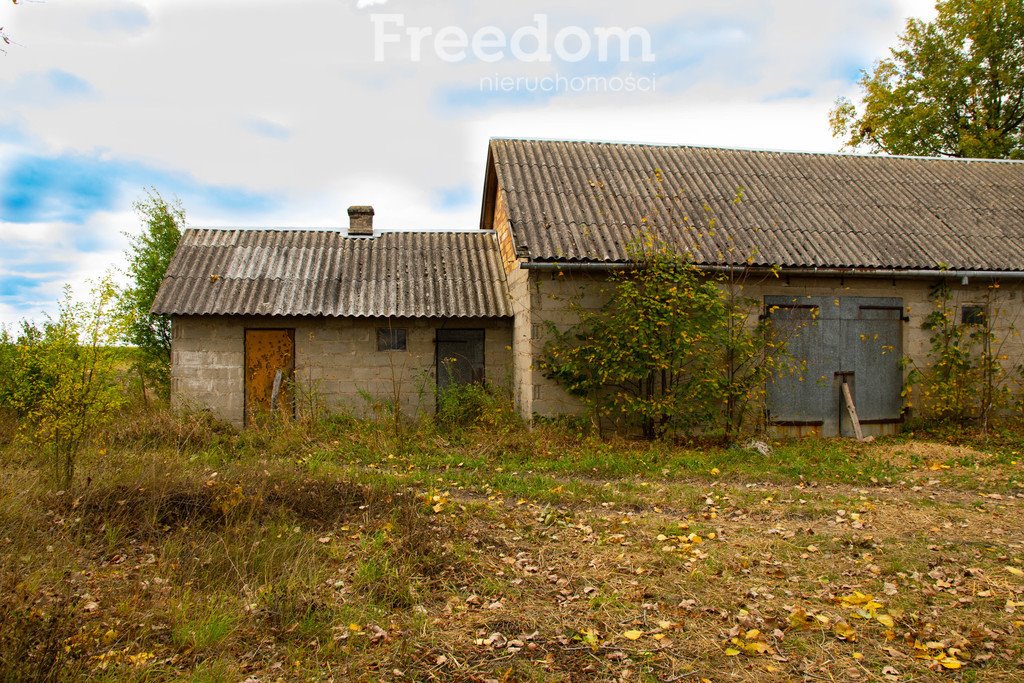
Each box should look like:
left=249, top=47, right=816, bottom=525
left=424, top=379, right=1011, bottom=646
left=245, top=329, right=295, bottom=424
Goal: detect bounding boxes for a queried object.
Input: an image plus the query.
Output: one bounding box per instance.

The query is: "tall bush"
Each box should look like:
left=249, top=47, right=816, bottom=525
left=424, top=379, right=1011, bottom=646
left=914, top=281, right=1015, bottom=428
left=1, top=279, right=127, bottom=488
left=539, top=242, right=786, bottom=440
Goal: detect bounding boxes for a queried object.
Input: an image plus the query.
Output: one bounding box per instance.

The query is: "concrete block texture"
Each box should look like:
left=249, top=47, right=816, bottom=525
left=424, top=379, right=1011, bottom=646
left=518, top=270, right=1024, bottom=421
left=170, top=315, right=513, bottom=427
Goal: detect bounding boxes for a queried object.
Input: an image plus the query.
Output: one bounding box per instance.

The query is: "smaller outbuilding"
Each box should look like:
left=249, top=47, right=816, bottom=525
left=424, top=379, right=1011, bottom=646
left=151, top=207, right=513, bottom=426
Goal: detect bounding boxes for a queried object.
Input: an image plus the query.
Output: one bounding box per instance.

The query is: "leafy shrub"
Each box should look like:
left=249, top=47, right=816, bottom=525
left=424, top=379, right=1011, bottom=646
left=0, top=279, right=126, bottom=488
left=539, top=241, right=786, bottom=440
left=912, top=281, right=1016, bottom=429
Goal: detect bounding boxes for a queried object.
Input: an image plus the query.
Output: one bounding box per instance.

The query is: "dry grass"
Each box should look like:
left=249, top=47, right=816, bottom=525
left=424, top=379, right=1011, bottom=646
left=0, top=411, right=1022, bottom=681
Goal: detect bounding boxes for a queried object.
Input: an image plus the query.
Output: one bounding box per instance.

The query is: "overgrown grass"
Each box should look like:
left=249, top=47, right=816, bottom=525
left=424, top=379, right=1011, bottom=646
left=1, top=404, right=1022, bottom=680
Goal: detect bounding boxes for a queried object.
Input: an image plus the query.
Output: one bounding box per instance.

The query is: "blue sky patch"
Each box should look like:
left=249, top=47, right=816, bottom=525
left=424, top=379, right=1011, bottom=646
left=0, top=69, right=95, bottom=106
left=0, top=120, right=26, bottom=144
left=47, top=70, right=94, bottom=98
left=832, top=58, right=868, bottom=85
left=1, top=154, right=118, bottom=224
left=90, top=5, right=151, bottom=34
left=0, top=152, right=279, bottom=226
left=0, top=275, right=42, bottom=299
left=764, top=87, right=816, bottom=102
left=436, top=184, right=476, bottom=210
left=244, top=117, right=291, bottom=141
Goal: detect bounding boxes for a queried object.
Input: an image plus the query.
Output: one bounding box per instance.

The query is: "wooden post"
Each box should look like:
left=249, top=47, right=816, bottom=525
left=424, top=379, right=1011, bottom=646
left=841, top=381, right=864, bottom=441
left=271, top=369, right=283, bottom=412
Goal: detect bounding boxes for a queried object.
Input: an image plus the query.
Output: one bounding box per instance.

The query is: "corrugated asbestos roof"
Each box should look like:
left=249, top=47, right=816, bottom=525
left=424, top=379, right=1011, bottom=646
left=152, top=229, right=513, bottom=318
left=489, top=138, right=1024, bottom=270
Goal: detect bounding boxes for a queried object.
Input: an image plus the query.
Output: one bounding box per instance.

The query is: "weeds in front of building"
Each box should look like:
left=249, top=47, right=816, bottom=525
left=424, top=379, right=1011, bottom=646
left=907, top=280, right=1023, bottom=432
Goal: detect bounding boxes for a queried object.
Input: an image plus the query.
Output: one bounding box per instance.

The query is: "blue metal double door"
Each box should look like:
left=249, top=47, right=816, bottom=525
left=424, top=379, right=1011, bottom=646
left=766, top=296, right=904, bottom=437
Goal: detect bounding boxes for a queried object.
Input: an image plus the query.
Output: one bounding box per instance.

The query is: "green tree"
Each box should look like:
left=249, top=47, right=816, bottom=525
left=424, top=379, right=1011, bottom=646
left=830, top=0, right=1024, bottom=159
left=121, top=190, right=184, bottom=399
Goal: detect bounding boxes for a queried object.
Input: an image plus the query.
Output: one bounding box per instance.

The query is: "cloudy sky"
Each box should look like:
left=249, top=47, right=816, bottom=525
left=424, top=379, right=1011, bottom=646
left=0, top=0, right=936, bottom=325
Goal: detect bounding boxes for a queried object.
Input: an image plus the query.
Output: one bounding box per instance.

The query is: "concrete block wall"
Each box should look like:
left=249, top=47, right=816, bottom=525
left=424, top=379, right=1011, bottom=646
left=506, top=266, right=534, bottom=417
left=526, top=270, right=612, bottom=418
left=170, top=315, right=513, bottom=427
left=519, top=269, right=1024, bottom=420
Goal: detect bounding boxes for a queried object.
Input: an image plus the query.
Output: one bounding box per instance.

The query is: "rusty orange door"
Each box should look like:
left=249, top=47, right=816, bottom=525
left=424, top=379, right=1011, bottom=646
left=244, top=329, right=295, bottom=424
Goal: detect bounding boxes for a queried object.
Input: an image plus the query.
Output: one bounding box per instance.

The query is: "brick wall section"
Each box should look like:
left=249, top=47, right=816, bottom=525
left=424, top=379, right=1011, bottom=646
left=171, top=316, right=513, bottom=427
left=522, top=270, right=1024, bottom=424
left=493, top=190, right=519, bottom=275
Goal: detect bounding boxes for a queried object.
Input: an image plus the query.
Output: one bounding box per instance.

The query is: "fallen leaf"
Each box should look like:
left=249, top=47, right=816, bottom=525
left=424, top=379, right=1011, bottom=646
left=833, top=620, right=857, bottom=642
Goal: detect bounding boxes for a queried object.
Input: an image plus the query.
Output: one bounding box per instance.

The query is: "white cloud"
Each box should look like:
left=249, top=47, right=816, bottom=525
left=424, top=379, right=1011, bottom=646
left=0, top=0, right=933, bottom=321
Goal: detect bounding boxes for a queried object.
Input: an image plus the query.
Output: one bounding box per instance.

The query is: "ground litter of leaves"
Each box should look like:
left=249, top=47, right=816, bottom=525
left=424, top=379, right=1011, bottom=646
left=1, top=435, right=1022, bottom=682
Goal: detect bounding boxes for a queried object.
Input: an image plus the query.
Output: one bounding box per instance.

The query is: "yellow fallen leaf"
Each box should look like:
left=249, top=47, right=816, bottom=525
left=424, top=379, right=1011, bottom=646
left=623, top=630, right=644, bottom=641
left=838, top=591, right=874, bottom=607
left=937, top=656, right=962, bottom=669
left=876, top=613, right=895, bottom=628
left=788, top=606, right=818, bottom=630
left=1007, top=566, right=1024, bottom=577
left=725, top=648, right=741, bottom=656
left=833, top=620, right=857, bottom=642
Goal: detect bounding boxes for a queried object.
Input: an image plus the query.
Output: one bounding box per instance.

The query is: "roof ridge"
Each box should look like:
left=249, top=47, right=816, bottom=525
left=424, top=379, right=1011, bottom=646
left=490, top=137, right=1024, bottom=165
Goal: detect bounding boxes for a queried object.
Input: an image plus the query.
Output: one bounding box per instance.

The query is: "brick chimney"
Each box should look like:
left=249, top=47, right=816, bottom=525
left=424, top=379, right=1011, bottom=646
left=347, top=206, right=374, bottom=236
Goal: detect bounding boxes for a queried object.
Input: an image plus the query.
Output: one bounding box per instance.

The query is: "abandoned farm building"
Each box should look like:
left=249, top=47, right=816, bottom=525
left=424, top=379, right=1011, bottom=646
left=153, top=139, right=1024, bottom=436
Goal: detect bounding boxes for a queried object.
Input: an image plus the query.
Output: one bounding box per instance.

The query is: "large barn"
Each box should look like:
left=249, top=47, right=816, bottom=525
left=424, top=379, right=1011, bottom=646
left=153, top=139, right=1024, bottom=435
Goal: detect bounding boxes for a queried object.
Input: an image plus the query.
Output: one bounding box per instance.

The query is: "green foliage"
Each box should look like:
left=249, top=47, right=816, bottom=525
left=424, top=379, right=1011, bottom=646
left=539, top=241, right=786, bottom=440
left=0, top=322, right=48, bottom=417
left=434, top=382, right=520, bottom=436
left=0, top=279, right=127, bottom=488
left=915, top=283, right=977, bottom=422
left=913, top=281, right=1014, bottom=427
left=120, top=189, right=184, bottom=399
left=830, top=0, right=1024, bottom=159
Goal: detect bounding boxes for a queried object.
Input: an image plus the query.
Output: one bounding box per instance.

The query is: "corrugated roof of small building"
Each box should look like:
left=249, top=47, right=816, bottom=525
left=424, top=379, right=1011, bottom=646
left=152, top=229, right=513, bottom=318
